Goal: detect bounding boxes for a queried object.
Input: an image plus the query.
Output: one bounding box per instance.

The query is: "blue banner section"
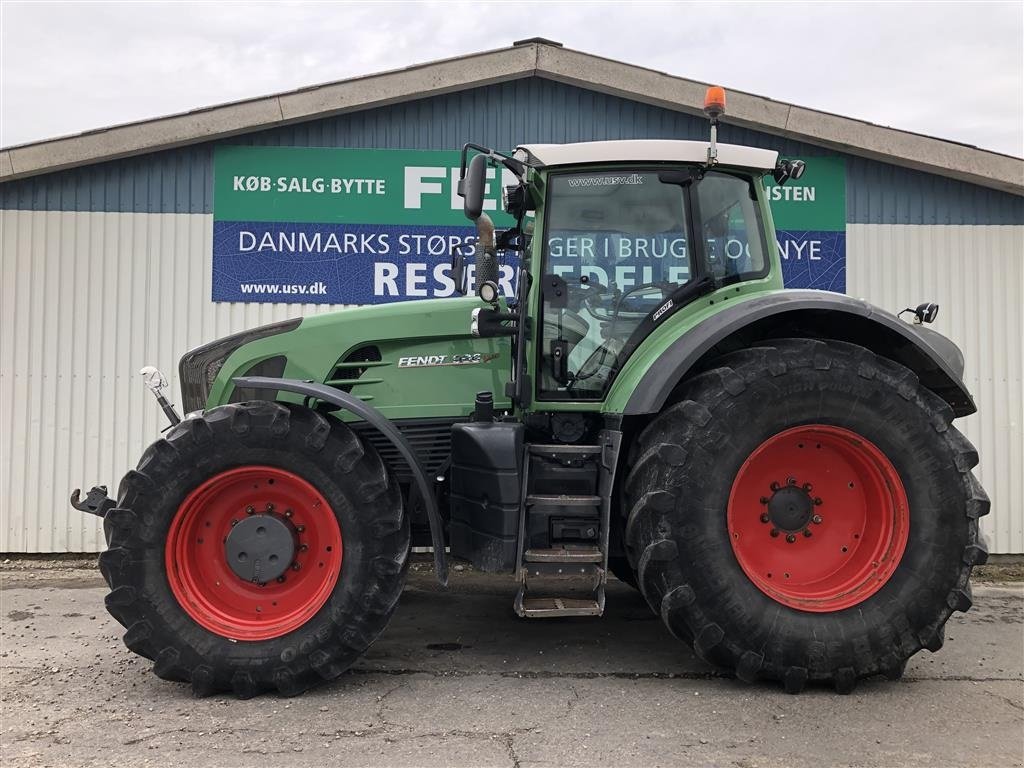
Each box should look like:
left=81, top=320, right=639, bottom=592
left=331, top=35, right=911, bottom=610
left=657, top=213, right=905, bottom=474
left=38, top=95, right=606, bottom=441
left=776, top=230, right=846, bottom=293
left=213, top=222, right=846, bottom=303
left=214, top=221, right=485, bottom=304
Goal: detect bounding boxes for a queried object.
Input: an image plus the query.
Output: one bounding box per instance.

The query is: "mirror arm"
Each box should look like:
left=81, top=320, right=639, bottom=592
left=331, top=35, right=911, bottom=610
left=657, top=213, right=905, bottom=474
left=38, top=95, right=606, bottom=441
left=458, top=143, right=527, bottom=183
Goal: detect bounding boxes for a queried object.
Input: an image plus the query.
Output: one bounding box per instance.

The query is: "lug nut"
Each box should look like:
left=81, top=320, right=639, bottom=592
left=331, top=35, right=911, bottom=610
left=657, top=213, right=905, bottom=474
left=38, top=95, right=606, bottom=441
left=786, top=533, right=797, bottom=543
left=760, top=513, right=770, bottom=524
left=291, top=563, right=301, bottom=571
left=296, top=525, right=306, bottom=533
left=299, top=544, right=309, bottom=552
left=231, top=519, right=239, bottom=527
left=266, top=503, right=275, bottom=513
left=803, top=483, right=813, bottom=492
left=770, top=528, right=780, bottom=538
left=787, top=477, right=797, bottom=486
left=803, top=529, right=813, bottom=538
left=245, top=505, right=255, bottom=515
left=770, top=482, right=780, bottom=491
left=760, top=497, right=770, bottom=505
left=284, top=509, right=293, bottom=518
left=276, top=575, right=286, bottom=583
left=812, top=514, right=823, bottom=524
left=813, top=498, right=823, bottom=506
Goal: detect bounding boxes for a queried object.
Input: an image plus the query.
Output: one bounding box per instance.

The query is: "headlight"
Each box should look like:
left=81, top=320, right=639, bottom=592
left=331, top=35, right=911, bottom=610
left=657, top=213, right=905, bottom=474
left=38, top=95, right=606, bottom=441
left=178, top=318, right=301, bottom=412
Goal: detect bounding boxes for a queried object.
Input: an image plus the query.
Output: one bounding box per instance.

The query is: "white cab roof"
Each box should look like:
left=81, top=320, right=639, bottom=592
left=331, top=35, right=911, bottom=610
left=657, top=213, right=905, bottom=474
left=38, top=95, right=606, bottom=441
left=515, top=140, right=778, bottom=171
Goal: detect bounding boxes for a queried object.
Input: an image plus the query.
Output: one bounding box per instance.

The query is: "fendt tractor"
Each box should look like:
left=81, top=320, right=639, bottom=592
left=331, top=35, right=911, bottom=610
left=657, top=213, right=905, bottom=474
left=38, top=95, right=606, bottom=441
left=72, top=87, right=989, bottom=698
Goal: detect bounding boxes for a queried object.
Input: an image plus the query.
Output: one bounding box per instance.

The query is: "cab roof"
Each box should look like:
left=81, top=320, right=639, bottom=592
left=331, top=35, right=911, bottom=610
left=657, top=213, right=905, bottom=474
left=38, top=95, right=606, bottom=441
left=515, top=140, right=779, bottom=171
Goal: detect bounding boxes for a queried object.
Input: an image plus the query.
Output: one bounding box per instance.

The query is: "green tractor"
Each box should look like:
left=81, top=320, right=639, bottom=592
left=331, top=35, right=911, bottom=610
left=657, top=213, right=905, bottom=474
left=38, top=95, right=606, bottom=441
left=73, top=89, right=989, bottom=697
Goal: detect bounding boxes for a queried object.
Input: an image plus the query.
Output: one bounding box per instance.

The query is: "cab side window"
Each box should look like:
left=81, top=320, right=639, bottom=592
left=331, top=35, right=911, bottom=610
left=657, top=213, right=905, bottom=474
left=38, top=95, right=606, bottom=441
left=697, top=172, right=767, bottom=280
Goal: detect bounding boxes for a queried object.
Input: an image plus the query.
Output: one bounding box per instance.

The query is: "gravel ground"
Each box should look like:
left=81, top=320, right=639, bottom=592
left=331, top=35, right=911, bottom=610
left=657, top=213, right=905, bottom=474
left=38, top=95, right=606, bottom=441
left=1, top=561, right=1022, bottom=768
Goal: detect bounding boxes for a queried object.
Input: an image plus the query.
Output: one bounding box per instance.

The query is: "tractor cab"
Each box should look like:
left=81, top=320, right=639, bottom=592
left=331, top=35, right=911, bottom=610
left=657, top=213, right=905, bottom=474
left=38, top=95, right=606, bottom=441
left=455, top=104, right=803, bottom=409
left=525, top=148, right=775, bottom=399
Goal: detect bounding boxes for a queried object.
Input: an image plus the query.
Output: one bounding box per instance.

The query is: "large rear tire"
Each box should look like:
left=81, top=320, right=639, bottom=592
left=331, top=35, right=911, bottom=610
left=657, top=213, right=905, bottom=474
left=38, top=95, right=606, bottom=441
left=99, top=401, right=409, bottom=698
left=624, top=338, right=989, bottom=693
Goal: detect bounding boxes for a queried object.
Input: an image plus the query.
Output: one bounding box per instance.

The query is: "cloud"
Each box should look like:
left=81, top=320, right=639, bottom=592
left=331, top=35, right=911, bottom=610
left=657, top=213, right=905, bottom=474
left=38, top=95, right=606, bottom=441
left=1, top=1, right=1021, bottom=156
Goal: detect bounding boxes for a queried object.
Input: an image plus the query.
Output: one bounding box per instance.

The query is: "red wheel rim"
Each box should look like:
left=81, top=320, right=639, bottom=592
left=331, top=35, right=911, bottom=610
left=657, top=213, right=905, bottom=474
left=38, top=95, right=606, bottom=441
left=165, top=466, right=342, bottom=641
left=727, top=425, right=909, bottom=612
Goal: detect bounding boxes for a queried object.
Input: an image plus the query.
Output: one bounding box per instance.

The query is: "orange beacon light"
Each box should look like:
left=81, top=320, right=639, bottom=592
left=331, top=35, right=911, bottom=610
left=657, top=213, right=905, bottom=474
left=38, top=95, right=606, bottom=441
left=704, top=86, right=726, bottom=119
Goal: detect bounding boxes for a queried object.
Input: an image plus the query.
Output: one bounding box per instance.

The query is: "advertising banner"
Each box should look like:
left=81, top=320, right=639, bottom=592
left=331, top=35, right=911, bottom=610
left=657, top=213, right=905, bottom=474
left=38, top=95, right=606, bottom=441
left=766, top=155, right=847, bottom=292
left=212, top=146, right=845, bottom=303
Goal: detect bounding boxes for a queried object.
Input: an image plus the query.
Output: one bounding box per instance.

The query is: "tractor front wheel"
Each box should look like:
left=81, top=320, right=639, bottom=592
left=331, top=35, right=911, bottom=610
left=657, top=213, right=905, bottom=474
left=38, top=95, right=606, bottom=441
left=99, top=401, right=409, bottom=697
left=624, top=338, right=989, bottom=693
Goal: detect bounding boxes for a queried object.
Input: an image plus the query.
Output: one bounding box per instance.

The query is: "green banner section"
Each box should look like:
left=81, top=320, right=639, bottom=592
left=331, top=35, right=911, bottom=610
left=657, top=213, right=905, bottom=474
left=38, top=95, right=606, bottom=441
left=214, top=145, right=515, bottom=226
left=764, top=155, right=846, bottom=231
left=214, top=146, right=845, bottom=230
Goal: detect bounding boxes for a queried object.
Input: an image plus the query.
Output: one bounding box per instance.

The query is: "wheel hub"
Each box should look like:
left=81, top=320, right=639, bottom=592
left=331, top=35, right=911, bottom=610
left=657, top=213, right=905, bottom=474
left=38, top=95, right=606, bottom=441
left=766, top=483, right=814, bottom=532
left=728, top=425, right=909, bottom=612
left=224, top=512, right=296, bottom=584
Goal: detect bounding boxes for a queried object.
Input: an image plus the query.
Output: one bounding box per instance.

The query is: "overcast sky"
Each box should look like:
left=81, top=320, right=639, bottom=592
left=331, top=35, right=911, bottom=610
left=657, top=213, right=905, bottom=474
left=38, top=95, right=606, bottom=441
left=1, top=1, right=1022, bottom=156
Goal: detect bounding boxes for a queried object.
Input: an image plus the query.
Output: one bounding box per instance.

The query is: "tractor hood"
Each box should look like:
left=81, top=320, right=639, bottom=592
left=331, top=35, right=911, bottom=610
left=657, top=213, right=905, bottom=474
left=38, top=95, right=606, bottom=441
left=191, top=297, right=512, bottom=421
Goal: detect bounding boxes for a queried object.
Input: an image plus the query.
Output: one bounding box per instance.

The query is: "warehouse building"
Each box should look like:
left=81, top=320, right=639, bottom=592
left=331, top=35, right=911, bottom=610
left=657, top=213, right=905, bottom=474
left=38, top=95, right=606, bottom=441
left=1, top=39, right=1022, bottom=553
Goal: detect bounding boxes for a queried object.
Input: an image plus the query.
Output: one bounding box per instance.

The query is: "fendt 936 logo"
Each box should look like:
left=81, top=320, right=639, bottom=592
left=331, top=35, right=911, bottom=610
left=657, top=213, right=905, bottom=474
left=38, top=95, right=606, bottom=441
left=398, top=353, right=499, bottom=368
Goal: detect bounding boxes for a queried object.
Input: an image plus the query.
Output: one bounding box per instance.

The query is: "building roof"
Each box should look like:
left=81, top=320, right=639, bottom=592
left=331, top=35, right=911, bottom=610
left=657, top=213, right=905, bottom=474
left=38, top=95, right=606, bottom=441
left=516, top=140, right=778, bottom=170
left=2, top=39, right=1021, bottom=194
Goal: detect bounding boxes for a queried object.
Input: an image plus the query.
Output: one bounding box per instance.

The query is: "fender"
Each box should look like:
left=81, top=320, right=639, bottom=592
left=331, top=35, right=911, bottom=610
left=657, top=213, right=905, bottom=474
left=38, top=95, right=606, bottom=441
left=234, top=376, right=448, bottom=586
left=623, top=290, right=976, bottom=418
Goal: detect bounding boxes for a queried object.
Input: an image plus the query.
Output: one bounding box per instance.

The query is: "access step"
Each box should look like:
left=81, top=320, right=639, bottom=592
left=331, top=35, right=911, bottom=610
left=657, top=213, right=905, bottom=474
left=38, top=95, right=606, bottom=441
left=524, top=546, right=602, bottom=563
left=515, top=595, right=604, bottom=618
left=525, top=494, right=603, bottom=507
left=528, top=444, right=602, bottom=458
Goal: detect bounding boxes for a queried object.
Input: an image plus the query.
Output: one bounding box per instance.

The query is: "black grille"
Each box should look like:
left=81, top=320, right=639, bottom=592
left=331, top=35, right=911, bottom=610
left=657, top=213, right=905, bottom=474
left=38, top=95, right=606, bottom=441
left=353, top=419, right=458, bottom=483
left=328, top=345, right=382, bottom=393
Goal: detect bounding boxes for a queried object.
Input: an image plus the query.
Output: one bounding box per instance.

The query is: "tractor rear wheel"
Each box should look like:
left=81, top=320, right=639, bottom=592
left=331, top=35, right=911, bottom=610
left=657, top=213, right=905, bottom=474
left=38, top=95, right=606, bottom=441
left=99, top=401, right=409, bottom=697
left=624, top=338, right=989, bottom=693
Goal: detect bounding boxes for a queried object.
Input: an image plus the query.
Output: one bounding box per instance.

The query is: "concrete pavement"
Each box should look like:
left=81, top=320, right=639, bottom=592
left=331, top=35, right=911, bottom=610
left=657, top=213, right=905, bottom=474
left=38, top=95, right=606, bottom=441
left=1, top=562, right=1022, bottom=767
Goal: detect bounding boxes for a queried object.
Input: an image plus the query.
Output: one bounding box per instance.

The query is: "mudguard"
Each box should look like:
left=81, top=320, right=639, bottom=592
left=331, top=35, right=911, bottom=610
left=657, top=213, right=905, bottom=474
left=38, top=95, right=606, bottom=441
left=623, top=290, right=976, bottom=418
left=234, top=376, right=448, bottom=586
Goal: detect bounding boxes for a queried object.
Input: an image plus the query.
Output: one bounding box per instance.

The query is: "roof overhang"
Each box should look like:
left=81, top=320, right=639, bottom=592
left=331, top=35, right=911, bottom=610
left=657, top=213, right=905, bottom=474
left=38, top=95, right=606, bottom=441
left=2, top=40, right=1021, bottom=195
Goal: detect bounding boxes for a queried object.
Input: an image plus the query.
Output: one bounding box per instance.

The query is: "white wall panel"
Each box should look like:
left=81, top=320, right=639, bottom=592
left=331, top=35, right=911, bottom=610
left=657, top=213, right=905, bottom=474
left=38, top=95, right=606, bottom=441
left=847, top=224, right=1024, bottom=554
left=1, top=210, right=348, bottom=552
left=2, top=212, right=1022, bottom=552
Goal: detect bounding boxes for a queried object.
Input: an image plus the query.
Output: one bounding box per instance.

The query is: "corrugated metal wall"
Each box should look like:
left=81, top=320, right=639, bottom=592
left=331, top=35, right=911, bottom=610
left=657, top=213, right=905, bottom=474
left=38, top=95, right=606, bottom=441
left=0, top=210, right=346, bottom=551
left=3, top=211, right=1021, bottom=552
left=847, top=224, right=1024, bottom=554
left=1, top=76, right=1022, bottom=552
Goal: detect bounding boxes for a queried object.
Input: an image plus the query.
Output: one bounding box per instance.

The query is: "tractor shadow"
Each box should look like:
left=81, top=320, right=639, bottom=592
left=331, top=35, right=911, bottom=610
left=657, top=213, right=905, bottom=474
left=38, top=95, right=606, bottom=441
left=356, top=565, right=718, bottom=680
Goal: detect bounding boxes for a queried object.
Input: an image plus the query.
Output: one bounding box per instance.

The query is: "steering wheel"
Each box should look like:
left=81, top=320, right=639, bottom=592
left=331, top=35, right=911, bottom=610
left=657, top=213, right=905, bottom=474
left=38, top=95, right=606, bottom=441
left=571, top=336, right=623, bottom=389
left=569, top=281, right=671, bottom=388
left=580, top=281, right=669, bottom=320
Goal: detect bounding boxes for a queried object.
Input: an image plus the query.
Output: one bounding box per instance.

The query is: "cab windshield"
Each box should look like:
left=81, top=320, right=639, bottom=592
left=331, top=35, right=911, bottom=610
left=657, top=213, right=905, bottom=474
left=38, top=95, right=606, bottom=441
left=538, top=168, right=766, bottom=399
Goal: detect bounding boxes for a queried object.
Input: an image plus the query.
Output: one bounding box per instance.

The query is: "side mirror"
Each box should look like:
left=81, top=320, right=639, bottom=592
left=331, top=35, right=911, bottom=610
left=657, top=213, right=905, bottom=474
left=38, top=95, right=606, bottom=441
left=458, top=154, right=487, bottom=221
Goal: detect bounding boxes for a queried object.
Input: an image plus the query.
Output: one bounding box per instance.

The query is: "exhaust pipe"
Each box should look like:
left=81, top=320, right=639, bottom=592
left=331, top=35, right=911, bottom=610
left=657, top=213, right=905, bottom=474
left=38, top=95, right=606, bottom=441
left=474, top=213, right=498, bottom=294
